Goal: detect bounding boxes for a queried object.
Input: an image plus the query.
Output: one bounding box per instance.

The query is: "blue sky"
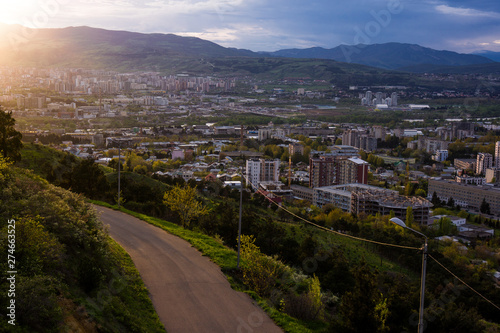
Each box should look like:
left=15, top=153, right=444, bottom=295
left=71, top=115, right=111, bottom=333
left=1, top=0, right=499, bottom=53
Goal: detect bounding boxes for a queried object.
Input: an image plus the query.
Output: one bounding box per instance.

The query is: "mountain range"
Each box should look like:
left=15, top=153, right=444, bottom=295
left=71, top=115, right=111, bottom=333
left=0, top=24, right=498, bottom=76
left=472, top=50, right=500, bottom=62
left=262, top=43, right=495, bottom=71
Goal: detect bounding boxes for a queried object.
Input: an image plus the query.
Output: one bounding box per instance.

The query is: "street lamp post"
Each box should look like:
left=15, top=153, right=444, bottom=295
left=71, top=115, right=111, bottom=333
left=117, top=141, right=121, bottom=208
left=236, top=168, right=243, bottom=269
left=390, top=217, right=428, bottom=333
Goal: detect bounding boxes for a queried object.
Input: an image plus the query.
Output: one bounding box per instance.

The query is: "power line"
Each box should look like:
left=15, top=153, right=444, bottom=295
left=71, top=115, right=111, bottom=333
left=246, top=176, right=420, bottom=251
left=243, top=174, right=500, bottom=313
left=428, top=254, right=500, bottom=312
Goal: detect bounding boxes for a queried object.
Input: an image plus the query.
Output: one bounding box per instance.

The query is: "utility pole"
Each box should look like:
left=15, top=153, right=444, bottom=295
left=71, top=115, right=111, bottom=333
left=418, top=238, right=428, bottom=333
left=237, top=168, right=243, bottom=269
left=117, top=140, right=121, bottom=208
left=390, top=217, right=428, bottom=333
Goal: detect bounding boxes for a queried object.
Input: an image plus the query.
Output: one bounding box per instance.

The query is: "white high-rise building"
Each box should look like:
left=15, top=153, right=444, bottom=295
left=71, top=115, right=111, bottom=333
left=391, top=92, right=398, bottom=106
left=365, top=91, right=372, bottom=105
left=433, top=150, right=448, bottom=162
left=246, top=158, right=280, bottom=189
left=495, top=141, right=500, bottom=167
left=246, top=159, right=261, bottom=189
left=476, top=153, right=493, bottom=175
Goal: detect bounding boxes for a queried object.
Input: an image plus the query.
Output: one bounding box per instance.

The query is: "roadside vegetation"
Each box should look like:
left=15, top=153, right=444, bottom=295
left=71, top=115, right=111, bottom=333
left=0, top=158, right=164, bottom=331
left=12, top=139, right=500, bottom=332
left=0, top=110, right=166, bottom=331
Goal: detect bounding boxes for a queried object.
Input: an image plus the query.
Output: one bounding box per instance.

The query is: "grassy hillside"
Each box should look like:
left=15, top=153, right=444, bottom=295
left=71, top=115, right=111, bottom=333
left=17, top=143, right=173, bottom=218
left=0, top=158, right=165, bottom=332
left=400, top=62, right=500, bottom=74
left=90, top=201, right=327, bottom=333
left=17, top=143, right=79, bottom=184
left=14, top=143, right=500, bottom=332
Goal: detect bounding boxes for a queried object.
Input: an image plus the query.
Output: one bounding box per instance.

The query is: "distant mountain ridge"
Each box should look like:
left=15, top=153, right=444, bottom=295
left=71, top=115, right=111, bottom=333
left=0, top=24, right=498, bottom=75
left=0, top=24, right=258, bottom=71
left=263, top=43, right=495, bottom=70
left=471, top=50, right=500, bottom=62
left=0, top=24, right=257, bottom=58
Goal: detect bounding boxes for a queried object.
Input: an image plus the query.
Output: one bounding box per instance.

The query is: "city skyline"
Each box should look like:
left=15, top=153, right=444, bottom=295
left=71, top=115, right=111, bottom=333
left=0, top=0, right=499, bottom=54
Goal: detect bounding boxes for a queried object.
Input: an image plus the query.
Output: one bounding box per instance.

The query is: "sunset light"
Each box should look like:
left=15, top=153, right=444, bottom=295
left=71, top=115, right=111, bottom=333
left=0, top=1, right=500, bottom=332
left=0, top=1, right=39, bottom=26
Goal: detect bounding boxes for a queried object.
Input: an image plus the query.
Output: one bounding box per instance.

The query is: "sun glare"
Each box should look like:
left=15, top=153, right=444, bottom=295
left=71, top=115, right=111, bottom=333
left=0, top=1, right=40, bottom=26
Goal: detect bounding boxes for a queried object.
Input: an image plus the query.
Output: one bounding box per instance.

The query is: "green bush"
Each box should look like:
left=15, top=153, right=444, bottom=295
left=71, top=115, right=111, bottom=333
left=0, top=160, right=164, bottom=332
left=16, top=276, right=63, bottom=332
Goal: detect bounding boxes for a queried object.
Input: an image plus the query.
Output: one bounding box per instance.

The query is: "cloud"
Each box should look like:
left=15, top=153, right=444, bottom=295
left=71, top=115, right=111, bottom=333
left=435, top=4, right=500, bottom=19
left=177, top=28, right=240, bottom=43
left=1, top=0, right=500, bottom=53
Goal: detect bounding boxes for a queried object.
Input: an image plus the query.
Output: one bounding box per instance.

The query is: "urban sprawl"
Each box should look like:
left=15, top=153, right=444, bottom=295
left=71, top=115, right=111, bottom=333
left=2, top=66, right=500, bottom=245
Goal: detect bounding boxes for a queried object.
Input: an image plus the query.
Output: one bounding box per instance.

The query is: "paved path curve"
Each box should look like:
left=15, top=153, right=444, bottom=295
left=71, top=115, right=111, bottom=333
left=95, top=206, right=282, bottom=333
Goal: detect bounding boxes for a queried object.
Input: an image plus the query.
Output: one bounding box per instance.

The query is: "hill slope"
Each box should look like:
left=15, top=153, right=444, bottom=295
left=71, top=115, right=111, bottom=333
left=398, top=62, right=500, bottom=74
left=0, top=24, right=257, bottom=72
left=472, top=50, right=500, bottom=62
left=0, top=24, right=405, bottom=81
left=265, top=42, right=495, bottom=70
left=1, top=24, right=497, bottom=77
left=0, top=158, right=165, bottom=332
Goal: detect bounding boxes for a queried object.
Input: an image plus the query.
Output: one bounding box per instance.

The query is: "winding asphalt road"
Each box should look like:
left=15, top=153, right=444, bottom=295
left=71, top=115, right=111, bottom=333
left=95, top=206, right=282, bottom=333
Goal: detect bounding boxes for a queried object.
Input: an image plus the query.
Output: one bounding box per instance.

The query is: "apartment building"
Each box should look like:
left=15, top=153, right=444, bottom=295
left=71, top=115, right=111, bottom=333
left=314, top=184, right=432, bottom=224
left=428, top=178, right=500, bottom=216
left=342, top=130, right=377, bottom=152
left=454, top=158, right=476, bottom=171
left=476, top=153, right=493, bottom=175
left=309, top=155, right=340, bottom=188
left=338, top=158, right=369, bottom=185
left=418, top=137, right=450, bottom=154
left=495, top=141, right=500, bottom=167
left=433, top=150, right=448, bottom=162
left=309, top=150, right=367, bottom=188
left=289, top=143, right=305, bottom=156
left=246, top=158, right=280, bottom=189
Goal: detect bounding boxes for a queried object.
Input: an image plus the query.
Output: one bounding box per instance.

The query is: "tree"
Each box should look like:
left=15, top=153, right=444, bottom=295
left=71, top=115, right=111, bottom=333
left=480, top=198, right=491, bottom=215
left=431, top=191, right=441, bottom=207
left=0, top=108, right=23, bottom=162
left=447, top=197, right=455, bottom=208
left=415, top=188, right=426, bottom=197
left=163, top=185, right=210, bottom=228
left=0, top=155, right=11, bottom=175
left=337, top=261, right=389, bottom=332
left=133, top=165, right=148, bottom=174
left=70, top=158, right=111, bottom=200
left=405, top=206, right=414, bottom=228
left=438, top=217, right=456, bottom=235
left=239, top=234, right=284, bottom=297
left=108, top=158, right=123, bottom=171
